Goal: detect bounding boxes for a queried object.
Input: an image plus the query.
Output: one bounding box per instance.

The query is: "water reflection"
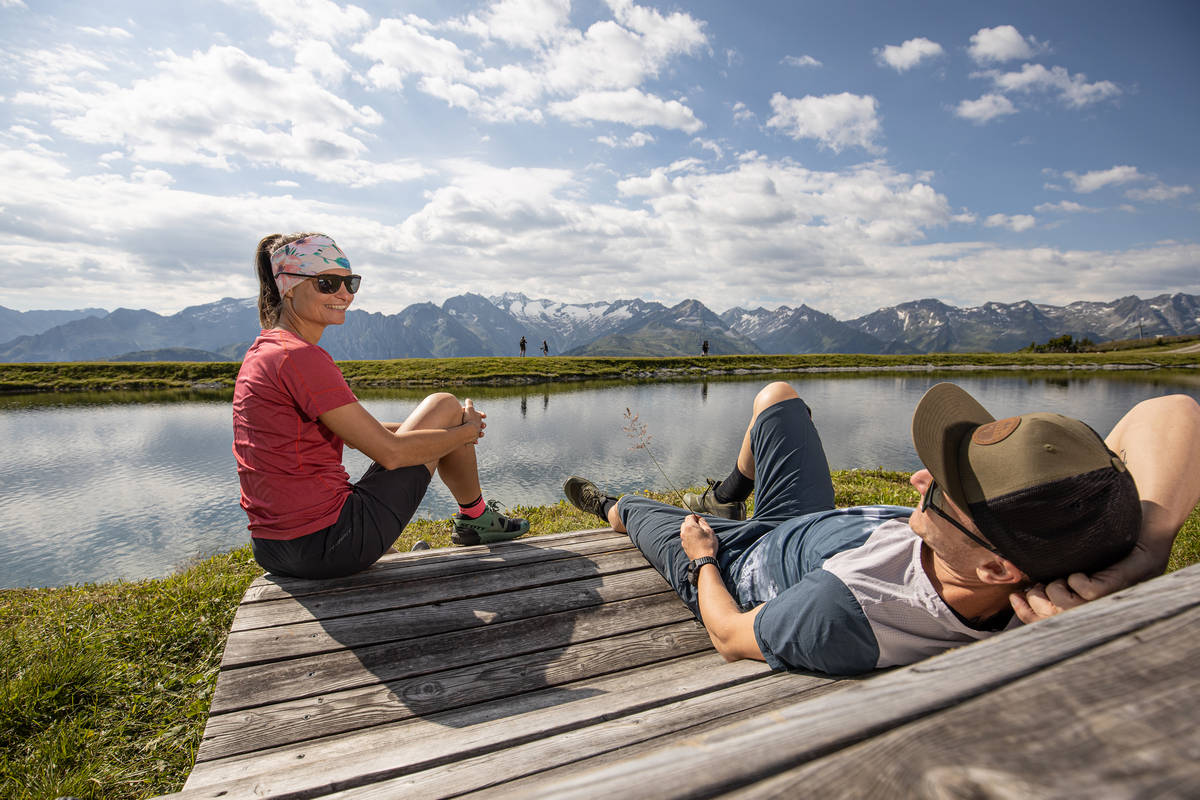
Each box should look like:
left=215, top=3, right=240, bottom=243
left=1, top=371, right=1196, bottom=588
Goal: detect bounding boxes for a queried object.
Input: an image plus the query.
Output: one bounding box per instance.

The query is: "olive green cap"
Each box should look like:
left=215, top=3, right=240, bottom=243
left=911, top=382, right=1140, bottom=582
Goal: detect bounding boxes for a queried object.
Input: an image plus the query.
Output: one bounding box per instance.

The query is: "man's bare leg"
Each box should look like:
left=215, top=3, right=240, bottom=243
left=733, top=381, right=802, bottom=480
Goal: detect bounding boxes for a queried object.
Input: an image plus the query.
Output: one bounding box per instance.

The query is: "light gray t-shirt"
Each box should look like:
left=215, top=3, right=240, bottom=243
left=731, top=508, right=1018, bottom=674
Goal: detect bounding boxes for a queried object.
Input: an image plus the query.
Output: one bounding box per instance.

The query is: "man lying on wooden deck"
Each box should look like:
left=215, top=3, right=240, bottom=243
left=564, top=381, right=1200, bottom=675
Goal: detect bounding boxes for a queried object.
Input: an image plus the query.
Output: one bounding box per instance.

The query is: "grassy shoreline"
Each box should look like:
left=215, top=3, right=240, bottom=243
left=2, top=349, right=1198, bottom=394
left=3, top=473, right=1198, bottom=800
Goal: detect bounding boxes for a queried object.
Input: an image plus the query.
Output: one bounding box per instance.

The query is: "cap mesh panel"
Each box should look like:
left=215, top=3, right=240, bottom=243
left=968, top=467, right=1140, bottom=584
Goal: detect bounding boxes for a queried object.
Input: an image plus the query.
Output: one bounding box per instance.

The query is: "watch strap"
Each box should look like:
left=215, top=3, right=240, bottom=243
left=687, top=556, right=719, bottom=587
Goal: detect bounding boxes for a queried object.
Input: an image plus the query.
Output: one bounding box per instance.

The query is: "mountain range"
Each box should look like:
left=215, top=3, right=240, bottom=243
left=1, top=292, right=1197, bottom=362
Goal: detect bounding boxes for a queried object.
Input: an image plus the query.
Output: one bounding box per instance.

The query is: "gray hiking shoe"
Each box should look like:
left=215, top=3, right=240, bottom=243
left=683, top=478, right=747, bottom=521
left=563, top=476, right=619, bottom=523
left=451, top=500, right=530, bottom=546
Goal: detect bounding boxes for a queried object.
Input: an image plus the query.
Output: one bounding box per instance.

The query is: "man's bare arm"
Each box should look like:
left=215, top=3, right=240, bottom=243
left=680, top=514, right=765, bottom=661
left=1012, top=394, right=1200, bottom=622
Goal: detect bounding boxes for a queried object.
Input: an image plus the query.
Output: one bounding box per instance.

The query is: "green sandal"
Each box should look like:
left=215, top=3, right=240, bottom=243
left=452, top=500, right=530, bottom=546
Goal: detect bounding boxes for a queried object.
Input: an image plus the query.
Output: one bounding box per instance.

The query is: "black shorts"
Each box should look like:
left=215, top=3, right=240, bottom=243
left=252, top=462, right=432, bottom=580
left=618, top=397, right=834, bottom=617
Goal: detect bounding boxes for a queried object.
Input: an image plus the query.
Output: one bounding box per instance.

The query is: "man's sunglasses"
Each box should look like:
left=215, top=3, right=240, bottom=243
left=921, top=481, right=998, bottom=553
left=278, top=272, right=362, bottom=294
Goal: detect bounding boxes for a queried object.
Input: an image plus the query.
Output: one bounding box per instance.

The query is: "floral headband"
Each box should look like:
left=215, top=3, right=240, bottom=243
left=270, top=235, right=351, bottom=295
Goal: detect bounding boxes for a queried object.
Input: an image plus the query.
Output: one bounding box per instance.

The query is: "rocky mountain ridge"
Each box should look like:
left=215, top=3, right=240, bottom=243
left=1, top=292, right=1196, bottom=362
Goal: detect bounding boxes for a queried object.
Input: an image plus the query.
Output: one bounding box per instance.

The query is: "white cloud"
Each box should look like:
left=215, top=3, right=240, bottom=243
left=1, top=0, right=28, bottom=8
left=550, top=88, right=703, bottom=133
left=290, top=38, right=351, bottom=84
left=235, top=0, right=370, bottom=40
left=540, top=13, right=706, bottom=95
left=596, top=131, right=655, bottom=148
left=3, top=135, right=1196, bottom=320
left=968, top=25, right=1042, bottom=64
left=955, top=93, right=1017, bottom=123
left=1034, top=200, right=1095, bottom=213
left=692, top=137, right=722, bottom=158
left=984, top=213, right=1036, bottom=232
left=1063, top=165, right=1143, bottom=193
left=15, top=45, right=110, bottom=90
left=8, top=124, right=50, bottom=142
left=14, top=44, right=425, bottom=187
left=979, top=63, right=1120, bottom=108
left=354, top=4, right=707, bottom=128
left=355, top=17, right=471, bottom=90
left=732, top=102, right=755, bottom=123
left=782, top=54, right=821, bottom=68
left=1126, top=183, right=1193, bottom=202
left=77, top=26, right=133, bottom=39
left=766, top=92, right=881, bottom=153
left=446, top=0, right=571, bottom=49
left=874, top=37, right=943, bottom=72
left=0, top=142, right=389, bottom=311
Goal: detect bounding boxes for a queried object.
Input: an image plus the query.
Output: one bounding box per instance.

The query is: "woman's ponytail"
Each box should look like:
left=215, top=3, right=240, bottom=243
left=254, top=232, right=322, bottom=327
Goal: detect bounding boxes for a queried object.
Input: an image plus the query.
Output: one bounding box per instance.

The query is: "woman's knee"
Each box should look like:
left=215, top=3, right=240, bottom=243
left=753, top=381, right=799, bottom=413
left=413, top=392, right=461, bottom=424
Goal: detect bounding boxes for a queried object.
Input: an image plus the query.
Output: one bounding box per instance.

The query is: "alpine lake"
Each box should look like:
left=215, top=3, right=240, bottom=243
left=2, top=368, right=1197, bottom=589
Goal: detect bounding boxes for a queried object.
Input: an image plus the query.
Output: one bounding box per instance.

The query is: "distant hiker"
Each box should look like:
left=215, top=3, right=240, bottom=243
left=542, top=340, right=549, bottom=356
left=701, top=340, right=709, bottom=356
left=233, top=233, right=529, bottom=579
left=565, top=381, right=1200, bottom=674
left=519, top=336, right=527, bottom=357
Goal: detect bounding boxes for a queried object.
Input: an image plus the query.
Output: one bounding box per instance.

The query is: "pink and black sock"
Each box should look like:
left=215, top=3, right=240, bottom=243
left=458, top=495, right=487, bottom=518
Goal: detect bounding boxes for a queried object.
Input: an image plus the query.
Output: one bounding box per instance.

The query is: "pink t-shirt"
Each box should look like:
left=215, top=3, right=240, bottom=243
left=232, top=329, right=359, bottom=540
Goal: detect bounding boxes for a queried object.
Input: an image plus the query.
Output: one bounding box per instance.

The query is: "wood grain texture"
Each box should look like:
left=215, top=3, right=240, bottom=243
left=231, top=546, right=649, bottom=633
left=168, top=533, right=1199, bottom=800
left=326, top=673, right=827, bottom=800
left=198, top=619, right=715, bottom=761
left=222, top=562, right=669, bottom=668
left=211, top=588, right=690, bottom=713
left=723, top=610, right=1200, bottom=799
left=182, top=654, right=788, bottom=796
left=239, top=530, right=626, bottom=606
left=477, top=564, right=1200, bottom=799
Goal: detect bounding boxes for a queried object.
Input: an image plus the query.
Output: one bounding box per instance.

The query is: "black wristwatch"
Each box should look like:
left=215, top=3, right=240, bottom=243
left=687, top=556, right=719, bottom=587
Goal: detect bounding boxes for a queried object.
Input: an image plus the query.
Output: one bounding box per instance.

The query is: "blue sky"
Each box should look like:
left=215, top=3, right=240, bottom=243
left=1, top=0, right=1196, bottom=319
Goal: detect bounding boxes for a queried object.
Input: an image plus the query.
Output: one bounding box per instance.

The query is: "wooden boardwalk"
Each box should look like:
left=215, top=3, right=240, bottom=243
left=167, top=530, right=1200, bottom=799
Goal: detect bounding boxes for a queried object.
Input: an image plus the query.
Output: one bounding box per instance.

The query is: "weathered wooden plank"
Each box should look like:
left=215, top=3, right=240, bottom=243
left=231, top=547, right=650, bottom=632
left=198, top=618, right=715, bottom=761
left=319, top=673, right=833, bottom=800
left=458, top=676, right=857, bottom=800
left=723, top=610, right=1200, bottom=799
left=182, top=653, right=789, bottom=795
left=222, top=565, right=670, bottom=668
left=468, top=564, right=1200, bottom=799
left=211, top=588, right=690, bottom=714
left=241, top=529, right=626, bottom=604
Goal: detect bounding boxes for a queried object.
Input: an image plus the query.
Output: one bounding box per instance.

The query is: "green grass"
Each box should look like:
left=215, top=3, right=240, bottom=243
left=2, top=349, right=1197, bottom=395
left=2, top=472, right=1198, bottom=799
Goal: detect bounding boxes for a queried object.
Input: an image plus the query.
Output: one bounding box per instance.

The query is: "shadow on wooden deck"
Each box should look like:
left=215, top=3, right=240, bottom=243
left=163, top=530, right=1200, bottom=799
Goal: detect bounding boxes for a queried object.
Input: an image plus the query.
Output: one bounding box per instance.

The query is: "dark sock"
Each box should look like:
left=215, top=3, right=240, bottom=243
left=713, top=466, right=753, bottom=503
left=600, top=497, right=618, bottom=521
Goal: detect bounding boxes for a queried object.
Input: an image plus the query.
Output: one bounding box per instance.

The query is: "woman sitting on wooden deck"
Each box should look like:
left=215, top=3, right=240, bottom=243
left=232, top=233, right=529, bottom=580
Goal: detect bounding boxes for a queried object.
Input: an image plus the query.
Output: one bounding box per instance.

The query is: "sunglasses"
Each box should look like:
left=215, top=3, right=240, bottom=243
left=278, top=272, right=362, bottom=294
left=920, top=481, right=998, bottom=553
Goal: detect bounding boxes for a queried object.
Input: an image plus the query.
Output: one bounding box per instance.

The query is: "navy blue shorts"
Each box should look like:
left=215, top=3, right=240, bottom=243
left=252, top=462, right=432, bottom=580
left=618, top=396, right=833, bottom=617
